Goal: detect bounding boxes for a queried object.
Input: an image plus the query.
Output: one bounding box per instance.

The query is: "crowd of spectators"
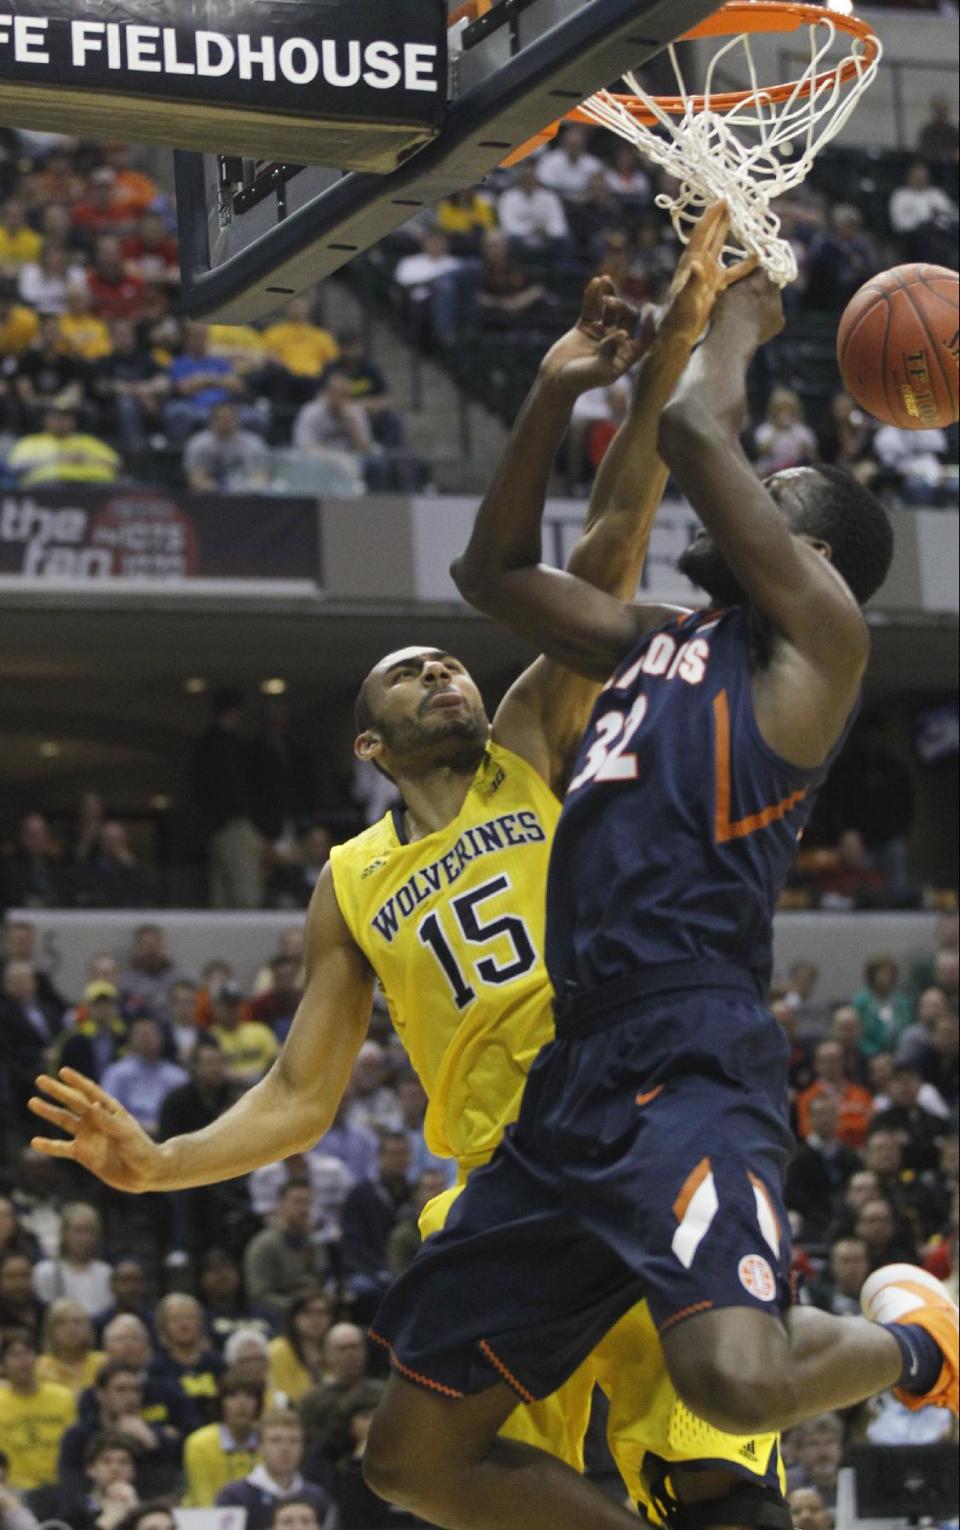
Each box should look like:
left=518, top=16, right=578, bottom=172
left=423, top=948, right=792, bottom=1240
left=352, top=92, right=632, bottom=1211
left=0, top=135, right=428, bottom=495
left=0, top=907, right=957, bottom=1528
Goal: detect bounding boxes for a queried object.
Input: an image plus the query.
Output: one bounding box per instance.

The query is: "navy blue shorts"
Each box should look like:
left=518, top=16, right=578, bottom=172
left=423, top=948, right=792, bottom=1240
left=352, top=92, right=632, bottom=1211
left=371, top=966, right=795, bottom=1405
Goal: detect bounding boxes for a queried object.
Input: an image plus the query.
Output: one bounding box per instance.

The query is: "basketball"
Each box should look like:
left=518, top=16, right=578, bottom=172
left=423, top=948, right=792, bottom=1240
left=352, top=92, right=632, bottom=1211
left=836, top=264, right=960, bottom=431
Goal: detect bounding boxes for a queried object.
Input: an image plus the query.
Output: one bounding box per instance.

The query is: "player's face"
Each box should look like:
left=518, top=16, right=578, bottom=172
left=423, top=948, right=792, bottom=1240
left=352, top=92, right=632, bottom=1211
left=676, top=529, right=748, bottom=606
left=360, top=648, right=490, bottom=772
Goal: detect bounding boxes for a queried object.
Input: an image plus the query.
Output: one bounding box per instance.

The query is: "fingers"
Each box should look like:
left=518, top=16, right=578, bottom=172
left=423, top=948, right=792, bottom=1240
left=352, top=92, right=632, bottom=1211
left=580, top=275, right=612, bottom=323
left=28, top=1097, right=81, bottom=1135
left=34, top=1072, right=93, bottom=1114
left=29, top=1135, right=79, bottom=1160
left=722, top=251, right=760, bottom=288
left=58, top=1068, right=121, bottom=1111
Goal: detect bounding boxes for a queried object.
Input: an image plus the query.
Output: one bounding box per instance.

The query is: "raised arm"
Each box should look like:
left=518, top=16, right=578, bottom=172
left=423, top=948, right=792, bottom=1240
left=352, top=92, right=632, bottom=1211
left=657, top=270, right=870, bottom=763
left=29, top=865, right=373, bottom=1193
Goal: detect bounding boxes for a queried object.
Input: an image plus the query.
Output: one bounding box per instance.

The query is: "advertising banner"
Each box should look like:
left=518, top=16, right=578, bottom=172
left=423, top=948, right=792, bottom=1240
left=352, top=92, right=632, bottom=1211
left=0, top=0, right=447, bottom=167
left=0, top=485, right=318, bottom=581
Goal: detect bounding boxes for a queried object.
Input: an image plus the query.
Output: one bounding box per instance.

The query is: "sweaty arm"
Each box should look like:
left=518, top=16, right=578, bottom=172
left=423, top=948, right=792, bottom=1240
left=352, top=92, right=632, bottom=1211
left=656, top=270, right=869, bottom=764
left=29, top=865, right=374, bottom=1193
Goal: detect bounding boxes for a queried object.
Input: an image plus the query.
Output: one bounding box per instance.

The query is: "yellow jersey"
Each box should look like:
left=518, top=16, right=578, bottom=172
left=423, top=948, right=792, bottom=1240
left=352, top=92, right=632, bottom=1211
left=330, top=741, right=560, bottom=1171
left=0, top=1380, right=76, bottom=1490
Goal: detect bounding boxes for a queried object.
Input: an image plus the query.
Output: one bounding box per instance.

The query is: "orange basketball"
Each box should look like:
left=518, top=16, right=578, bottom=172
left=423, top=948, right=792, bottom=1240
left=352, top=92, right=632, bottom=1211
left=836, top=263, right=959, bottom=431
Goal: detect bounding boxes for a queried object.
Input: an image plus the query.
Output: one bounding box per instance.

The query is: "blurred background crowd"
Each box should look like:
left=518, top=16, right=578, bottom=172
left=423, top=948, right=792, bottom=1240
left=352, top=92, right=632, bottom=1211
left=0, top=909, right=957, bottom=1528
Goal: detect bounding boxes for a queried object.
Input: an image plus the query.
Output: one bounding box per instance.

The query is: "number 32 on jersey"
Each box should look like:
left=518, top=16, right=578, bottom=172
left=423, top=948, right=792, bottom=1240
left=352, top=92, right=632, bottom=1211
left=568, top=695, right=648, bottom=793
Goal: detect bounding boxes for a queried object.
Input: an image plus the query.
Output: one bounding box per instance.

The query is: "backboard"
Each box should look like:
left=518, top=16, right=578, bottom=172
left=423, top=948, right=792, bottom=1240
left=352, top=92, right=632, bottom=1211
left=174, top=0, right=725, bottom=321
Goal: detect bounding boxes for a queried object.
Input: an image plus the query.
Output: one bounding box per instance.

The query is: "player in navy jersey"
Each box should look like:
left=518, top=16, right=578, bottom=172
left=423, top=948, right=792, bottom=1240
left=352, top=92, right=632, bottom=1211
left=362, top=266, right=958, bottom=1528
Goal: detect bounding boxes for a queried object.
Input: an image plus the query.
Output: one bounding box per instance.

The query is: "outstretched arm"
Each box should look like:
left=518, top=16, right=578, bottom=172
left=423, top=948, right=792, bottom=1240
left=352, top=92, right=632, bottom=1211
left=657, top=270, right=869, bottom=765
left=453, top=207, right=752, bottom=721
left=29, top=866, right=373, bottom=1193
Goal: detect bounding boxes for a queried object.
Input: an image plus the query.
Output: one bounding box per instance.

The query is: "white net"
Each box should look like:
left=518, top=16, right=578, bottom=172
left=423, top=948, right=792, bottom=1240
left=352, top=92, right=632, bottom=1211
left=580, top=10, right=882, bottom=286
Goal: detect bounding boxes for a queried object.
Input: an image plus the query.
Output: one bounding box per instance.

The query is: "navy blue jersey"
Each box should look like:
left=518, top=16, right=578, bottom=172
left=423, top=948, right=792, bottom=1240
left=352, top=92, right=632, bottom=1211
left=546, top=606, right=854, bottom=998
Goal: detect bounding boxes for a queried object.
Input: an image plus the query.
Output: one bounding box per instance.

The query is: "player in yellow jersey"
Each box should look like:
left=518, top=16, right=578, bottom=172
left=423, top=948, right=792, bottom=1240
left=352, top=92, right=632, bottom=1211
left=30, top=209, right=780, bottom=1526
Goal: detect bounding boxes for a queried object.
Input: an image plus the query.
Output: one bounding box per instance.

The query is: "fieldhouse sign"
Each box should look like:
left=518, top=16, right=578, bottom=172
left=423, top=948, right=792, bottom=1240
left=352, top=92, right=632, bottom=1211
left=0, top=486, right=318, bottom=581
left=0, top=0, right=446, bottom=169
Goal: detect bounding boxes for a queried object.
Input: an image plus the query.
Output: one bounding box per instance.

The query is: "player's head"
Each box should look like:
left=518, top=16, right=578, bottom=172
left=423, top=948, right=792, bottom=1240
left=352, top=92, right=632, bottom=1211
left=677, top=465, right=893, bottom=609
left=354, top=647, right=489, bottom=782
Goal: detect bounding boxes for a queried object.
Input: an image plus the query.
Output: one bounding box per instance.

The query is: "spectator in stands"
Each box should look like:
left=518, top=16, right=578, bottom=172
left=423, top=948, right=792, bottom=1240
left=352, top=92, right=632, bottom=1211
left=168, top=978, right=200, bottom=1063
left=36, top=201, right=88, bottom=262
left=0, top=1199, right=39, bottom=1264
left=265, top=824, right=332, bottom=912
left=340, top=1132, right=412, bottom=1319
left=0, top=1256, right=44, bottom=1341
left=100, top=145, right=159, bottom=220
left=855, top=1193, right=918, bottom=1270
left=32, top=1204, right=113, bottom=1319
left=568, top=169, right=631, bottom=257
left=323, top=1380, right=396, bottom=1529
left=898, top=984, right=953, bottom=1066
left=58, top=981, right=124, bottom=1082
left=917, top=94, right=960, bottom=162
left=183, top=1374, right=262, bottom=1506
left=476, top=228, right=547, bottom=325
left=86, top=236, right=147, bottom=323
left=58, top=1361, right=169, bottom=1506
left=36, top=1299, right=104, bottom=1397
left=805, top=1235, right=870, bottom=1317
left=752, top=387, right=818, bottom=476
left=920, top=1012, right=959, bottom=1113
left=95, top=1261, right=153, bottom=1340
left=210, top=983, right=279, bottom=1087
left=387, top=1168, right=449, bottom=1276
left=852, top=953, right=913, bottom=1057
left=71, top=168, right=136, bottom=240
left=159, top=1042, right=249, bottom=1264
left=100, top=1017, right=187, bottom=1136
left=92, top=318, right=168, bottom=451
left=497, top=159, right=570, bottom=257
left=813, top=827, right=889, bottom=909
left=8, top=403, right=121, bottom=486
left=312, top=1094, right=379, bottom=1185
left=830, top=1003, right=868, bottom=1085
left=119, top=924, right=186, bottom=1030
left=874, top=420, right=950, bottom=505
left=435, top=186, right=496, bottom=255
left=785, top=1413, right=843, bottom=1510
left=804, top=203, right=878, bottom=309
left=795, top=1038, right=874, bottom=1149
left=58, top=281, right=112, bottom=362
left=330, top=333, right=404, bottom=451
left=260, top=295, right=339, bottom=415
left=787, top=1485, right=829, bottom=1530
left=77, top=822, right=152, bottom=910
left=871, top=1061, right=948, bottom=1173
left=121, top=212, right=179, bottom=289
left=266, top=1288, right=332, bottom=1404
left=114, top=1503, right=176, bottom=1530
left=243, top=1183, right=329, bottom=1321
left=393, top=228, right=470, bottom=350
left=151, top=1294, right=222, bottom=1427
left=198, top=1251, right=272, bottom=1354
left=817, top=391, right=876, bottom=476
left=0, top=1449, right=41, bottom=1530
left=0, top=202, right=41, bottom=275
left=165, top=321, right=264, bottom=447
left=249, top=957, right=303, bottom=1037
left=184, top=401, right=269, bottom=493
left=863, top=1126, right=947, bottom=1246
left=604, top=142, right=651, bottom=207
left=60, top=1431, right=140, bottom=1530
left=889, top=158, right=958, bottom=261
left=785, top=1093, right=862, bottom=1243
left=14, top=314, right=87, bottom=429
left=216, top=1408, right=333, bottom=1529
left=250, top=1151, right=352, bottom=1249
left=535, top=123, right=603, bottom=201
left=594, top=229, right=649, bottom=304
left=783, top=960, right=827, bottom=1037
left=395, top=1071, right=455, bottom=1186
left=346, top=1040, right=402, bottom=1134
left=0, top=957, right=63, bottom=1125
left=0, top=1329, right=75, bottom=1498
left=299, top=1325, right=369, bottom=1461
left=0, top=920, right=64, bottom=1017
left=292, top=369, right=391, bottom=491
left=18, top=243, right=86, bottom=318
left=0, top=279, right=39, bottom=359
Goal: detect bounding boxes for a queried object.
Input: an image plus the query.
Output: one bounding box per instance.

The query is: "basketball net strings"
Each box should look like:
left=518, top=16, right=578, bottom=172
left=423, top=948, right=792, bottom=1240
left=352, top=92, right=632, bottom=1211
left=581, top=18, right=882, bottom=287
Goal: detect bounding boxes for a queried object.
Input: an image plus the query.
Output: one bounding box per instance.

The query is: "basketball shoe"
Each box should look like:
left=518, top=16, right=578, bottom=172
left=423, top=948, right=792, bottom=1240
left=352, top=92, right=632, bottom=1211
left=861, top=1263, right=959, bottom=1414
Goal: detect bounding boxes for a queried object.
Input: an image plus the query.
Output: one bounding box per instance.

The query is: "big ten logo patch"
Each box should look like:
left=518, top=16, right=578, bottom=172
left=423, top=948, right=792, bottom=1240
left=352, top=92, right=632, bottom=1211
left=738, top=1253, right=776, bottom=1303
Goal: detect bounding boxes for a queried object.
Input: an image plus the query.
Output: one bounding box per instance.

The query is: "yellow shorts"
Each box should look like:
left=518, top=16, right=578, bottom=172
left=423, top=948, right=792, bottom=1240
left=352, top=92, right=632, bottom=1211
left=420, top=1184, right=783, bottom=1520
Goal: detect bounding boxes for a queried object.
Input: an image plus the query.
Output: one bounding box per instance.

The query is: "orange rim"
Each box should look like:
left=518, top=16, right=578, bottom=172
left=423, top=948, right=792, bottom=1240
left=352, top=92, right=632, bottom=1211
left=501, top=1, right=880, bottom=166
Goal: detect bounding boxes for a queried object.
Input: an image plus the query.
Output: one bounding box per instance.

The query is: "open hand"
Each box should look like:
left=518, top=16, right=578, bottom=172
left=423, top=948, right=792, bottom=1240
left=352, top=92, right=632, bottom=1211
left=538, top=276, right=646, bottom=395
left=658, top=201, right=761, bottom=347
left=29, top=1069, right=164, bottom=1193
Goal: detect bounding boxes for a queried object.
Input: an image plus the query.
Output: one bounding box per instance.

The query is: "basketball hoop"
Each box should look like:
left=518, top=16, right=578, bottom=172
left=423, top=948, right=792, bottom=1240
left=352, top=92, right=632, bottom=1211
left=510, top=3, right=882, bottom=287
